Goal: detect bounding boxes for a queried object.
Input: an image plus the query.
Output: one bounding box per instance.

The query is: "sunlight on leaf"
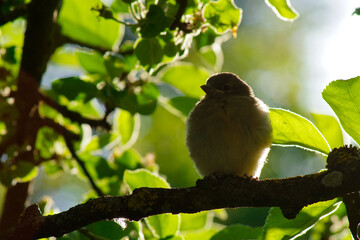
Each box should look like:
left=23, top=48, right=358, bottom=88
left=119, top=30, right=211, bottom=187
left=167, top=97, right=199, bottom=117
left=322, top=76, right=360, bottom=145
left=146, top=214, right=180, bottom=239
left=58, top=0, right=123, bottom=50
left=311, top=113, right=343, bottom=150
left=78, top=51, right=107, bottom=75
left=161, top=63, right=210, bottom=98
left=270, top=108, right=331, bottom=155
left=124, top=169, right=169, bottom=191
left=182, top=228, right=219, bottom=240
left=203, top=0, right=242, bottom=34
left=124, top=169, right=179, bottom=239
left=262, top=199, right=340, bottom=240
left=265, top=0, right=299, bottom=21
left=180, top=212, right=209, bottom=231
left=12, top=162, right=38, bottom=183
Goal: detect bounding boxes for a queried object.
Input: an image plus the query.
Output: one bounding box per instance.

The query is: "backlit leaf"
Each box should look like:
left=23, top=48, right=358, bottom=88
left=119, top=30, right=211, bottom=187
left=322, top=76, right=360, bottom=144
left=265, top=0, right=299, bottom=21
left=203, top=0, right=242, bottom=34
left=262, top=199, right=340, bottom=239
left=270, top=108, right=331, bottom=154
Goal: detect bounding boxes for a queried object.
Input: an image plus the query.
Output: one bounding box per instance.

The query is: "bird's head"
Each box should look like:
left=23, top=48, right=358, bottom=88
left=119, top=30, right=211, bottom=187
left=201, top=72, right=254, bottom=98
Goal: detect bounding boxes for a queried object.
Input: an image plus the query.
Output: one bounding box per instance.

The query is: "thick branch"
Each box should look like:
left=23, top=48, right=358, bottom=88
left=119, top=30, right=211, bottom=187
left=0, top=0, right=61, bottom=237
left=20, top=0, right=61, bottom=82
left=0, top=182, right=30, bottom=232
left=3, top=146, right=360, bottom=240
left=343, top=192, right=360, bottom=239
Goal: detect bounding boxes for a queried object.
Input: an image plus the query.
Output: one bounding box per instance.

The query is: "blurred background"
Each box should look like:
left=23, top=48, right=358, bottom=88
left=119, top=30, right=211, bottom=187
left=25, top=0, right=360, bottom=231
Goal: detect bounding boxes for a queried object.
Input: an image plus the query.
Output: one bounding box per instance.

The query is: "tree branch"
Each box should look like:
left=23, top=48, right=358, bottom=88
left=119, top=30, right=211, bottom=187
left=2, top=146, right=360, bottom=239
left=60, top=35, right=110, bottom=55
left=0, top=182, right=30, bottom=232
left=64, top=135, right=105, bottom=197
left=0, top=3, right=28, bottom=26
left=343, top=192, right=360, bottom=239
left=170, top=0, right=187, bottom=30
left=39, top=92, right=111, bottom=130
left=20, top=0, right=61, bottom=82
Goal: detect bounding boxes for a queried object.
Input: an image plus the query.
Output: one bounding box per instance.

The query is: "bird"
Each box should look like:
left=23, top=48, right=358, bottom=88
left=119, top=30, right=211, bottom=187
left=186, top=72, right=272, bottom=178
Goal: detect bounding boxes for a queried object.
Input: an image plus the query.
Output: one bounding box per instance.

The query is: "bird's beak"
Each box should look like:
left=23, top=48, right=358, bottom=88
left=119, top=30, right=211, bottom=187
left=201, top=84, right=223, bottom=96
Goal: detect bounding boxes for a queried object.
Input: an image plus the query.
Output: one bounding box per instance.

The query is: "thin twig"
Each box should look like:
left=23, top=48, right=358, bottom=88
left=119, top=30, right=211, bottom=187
left=60, top=35, right=110, bottom=54
left=39, top=92, right=111, bottom=130
left=64, top=135, right=104, bottom=197
left=170, top=0, right=188, bottom=30
left=37, top=114, right=103, bottom=196
left=40, top=117, right=80, bottom=141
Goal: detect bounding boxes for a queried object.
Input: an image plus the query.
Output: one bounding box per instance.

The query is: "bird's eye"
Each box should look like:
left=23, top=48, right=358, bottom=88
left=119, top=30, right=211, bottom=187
left=223, top=84, right=231, bottom=92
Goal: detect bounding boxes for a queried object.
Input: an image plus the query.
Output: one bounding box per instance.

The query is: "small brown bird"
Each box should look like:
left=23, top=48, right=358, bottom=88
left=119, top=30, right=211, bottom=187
left=186, top=72, right=272, bottom=178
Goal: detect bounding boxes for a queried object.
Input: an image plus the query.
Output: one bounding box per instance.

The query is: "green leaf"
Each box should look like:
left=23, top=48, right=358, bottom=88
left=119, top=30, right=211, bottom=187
left=140, top=5, right=172, bottom=38
left=44, top=161, right=63, bottom=176
left=87, top=155, right=116, bottom=180
left=114, top=149, right=142, bottom=170
left=83, top=133, right=119, bottom=152
left=180, top=212, right=208, bottom=231
left=104, top=52, right=126, bottom=78
left=51, top=47, right=80, bottom=66
left=311, top=113, right=343, bottom=150
left=135, top=37, right=164, bottom=67
left=203, top=0, right=242, bottom=34
left=168, top=97, right=199, bottom=117
left=265, top=0, right=299, bottom=21
left=3, top=46, right=17, bottom=64
left=211, top=224, right=262, bottom=240
left=164, top=40, right=179, bottom=58
left=0, top=19, right=25, bottom=48
left=322, top=77, right=360, bottom=144
left=77, top=51, right=107, bottom=75
left=353, top=8, right=360, bottom=16
left=52, top=77, right=98, bottom=102
left=262, top=199, right=340, bottom=240
left=36, top=127, right=61, bottom=159
left=182, top=228, right=219, bottom=240
left=124, top=169, right=180, bottom=238
left=124, top=169, right=179, bottom=238
left=12, top=161, right=38, bottom=183
left=113, top=109, right=135, bottom=145
left=270, top=108, right=331, bottom=155
left=146, top=213, right=180, bottom=238
left=111, top=0, right=130, bottom=12
left=87, top=221, right=139, bottom=239
left=65, top=99, right=104, bottom=119
left=124, top=169, right=169, bottom=191
left=161, top=64, right=210, bottom=98
left=195, top=28, right=219, bottom=49
left=103, top=82, right=159, bottom=115
left=58, top=0, right=123, bottom=50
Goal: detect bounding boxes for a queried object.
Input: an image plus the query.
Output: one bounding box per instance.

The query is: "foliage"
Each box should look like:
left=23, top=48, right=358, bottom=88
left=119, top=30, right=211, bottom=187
left=0, top=0, right=358, bottom=239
